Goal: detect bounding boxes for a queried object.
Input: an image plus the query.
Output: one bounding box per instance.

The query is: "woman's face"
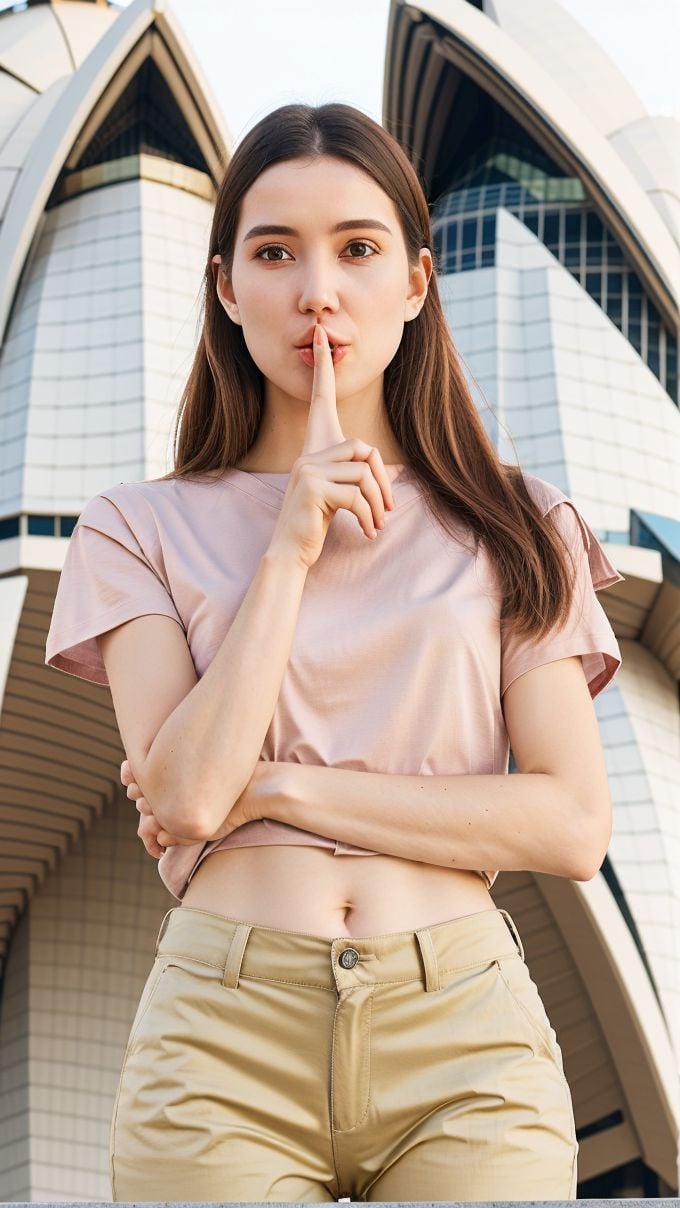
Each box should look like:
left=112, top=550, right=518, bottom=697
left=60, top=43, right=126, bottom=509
left=213, top=155, right=431, bottom=406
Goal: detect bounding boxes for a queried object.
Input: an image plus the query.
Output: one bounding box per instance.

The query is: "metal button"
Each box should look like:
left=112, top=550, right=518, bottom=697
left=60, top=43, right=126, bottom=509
left=339, top=947, right=360, bottom=969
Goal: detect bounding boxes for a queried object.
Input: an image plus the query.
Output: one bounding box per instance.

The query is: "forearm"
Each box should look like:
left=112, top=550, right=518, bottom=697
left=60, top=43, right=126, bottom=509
left=142, top=550, right=308, bottom=839
left=268, top=765, right=599, bottom=881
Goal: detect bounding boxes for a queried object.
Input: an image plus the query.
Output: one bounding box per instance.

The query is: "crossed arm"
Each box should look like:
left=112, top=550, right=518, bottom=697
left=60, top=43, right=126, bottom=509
left=127, top=655, right=612, bottom=882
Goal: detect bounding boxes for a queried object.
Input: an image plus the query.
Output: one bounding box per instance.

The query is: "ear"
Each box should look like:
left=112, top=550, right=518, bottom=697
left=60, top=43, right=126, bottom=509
left=211, top=254, right=242, bottom=326
left=404, top=247, right=433, bottom=322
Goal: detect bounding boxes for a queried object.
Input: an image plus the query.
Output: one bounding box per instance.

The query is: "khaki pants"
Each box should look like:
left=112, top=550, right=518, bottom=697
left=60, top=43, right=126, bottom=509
left=109, top=904, right=578, bottom=1202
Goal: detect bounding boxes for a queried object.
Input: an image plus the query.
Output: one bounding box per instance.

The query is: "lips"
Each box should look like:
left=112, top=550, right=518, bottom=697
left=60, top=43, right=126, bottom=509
left=294, top=326, right=348, bottom=350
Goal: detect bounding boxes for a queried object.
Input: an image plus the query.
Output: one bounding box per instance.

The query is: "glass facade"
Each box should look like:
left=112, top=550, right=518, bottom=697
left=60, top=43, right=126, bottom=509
left=0, top=514, right=78, bottom=541
left=430, top=132, right=678, bottom=407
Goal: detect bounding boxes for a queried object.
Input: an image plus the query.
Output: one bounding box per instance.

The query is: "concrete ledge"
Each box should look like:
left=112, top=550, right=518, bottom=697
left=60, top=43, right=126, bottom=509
left=4, top=1201, right=679, bottom=1206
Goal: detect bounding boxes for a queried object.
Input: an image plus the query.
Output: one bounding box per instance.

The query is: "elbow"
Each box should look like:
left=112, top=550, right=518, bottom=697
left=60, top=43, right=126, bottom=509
left=569, top=828, right=611, bottom=882
left=139, top=755, right=210, bottom=841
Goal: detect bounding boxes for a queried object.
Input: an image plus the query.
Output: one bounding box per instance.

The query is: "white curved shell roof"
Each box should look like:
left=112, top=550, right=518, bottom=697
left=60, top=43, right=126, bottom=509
left=386, top=0, right=679, bottom=314
left=486, top=0, right=648, bottom=138
left=486, top=0, right=680, bottom=250
left=0, top=0, right=232, bottom=345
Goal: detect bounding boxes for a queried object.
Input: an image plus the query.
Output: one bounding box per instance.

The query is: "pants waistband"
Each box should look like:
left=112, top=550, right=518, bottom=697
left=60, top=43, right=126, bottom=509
left=154, top=905, right=525, bottom=993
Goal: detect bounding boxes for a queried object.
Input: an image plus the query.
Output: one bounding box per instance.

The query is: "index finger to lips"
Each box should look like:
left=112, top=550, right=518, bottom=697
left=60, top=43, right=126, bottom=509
left=301, top=323, right=345, bottom=457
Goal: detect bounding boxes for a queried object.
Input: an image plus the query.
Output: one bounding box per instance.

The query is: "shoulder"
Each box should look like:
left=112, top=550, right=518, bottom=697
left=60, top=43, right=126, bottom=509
left=76, top=477, right=178, bottom=530
left=514, top=469, right=570, bottom=517
left=511, top=469, right=624, bottom=590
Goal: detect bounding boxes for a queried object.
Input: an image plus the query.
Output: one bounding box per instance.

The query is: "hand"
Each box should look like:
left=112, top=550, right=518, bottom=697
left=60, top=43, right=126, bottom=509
left=120, top=757, right=273, bottom=861
left=267, top=321, right=396, bottom=571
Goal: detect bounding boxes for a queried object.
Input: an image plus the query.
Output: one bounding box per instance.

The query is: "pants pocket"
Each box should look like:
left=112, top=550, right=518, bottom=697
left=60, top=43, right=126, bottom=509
left=109, top=955, right=172, bottom=1198
left=493, top=954, right=578, bottom=1153
left=493, top=954, right=564, bottom=1070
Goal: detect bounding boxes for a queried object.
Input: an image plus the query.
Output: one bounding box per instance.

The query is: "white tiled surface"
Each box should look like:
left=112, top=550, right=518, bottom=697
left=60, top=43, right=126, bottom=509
left=441, top=211, right=680, bottom=1067
left=0, top=176, right=212, bottom=510
left=441, top=207, right=678, bottom=533
left=0, top=790, right=174, bottom=1201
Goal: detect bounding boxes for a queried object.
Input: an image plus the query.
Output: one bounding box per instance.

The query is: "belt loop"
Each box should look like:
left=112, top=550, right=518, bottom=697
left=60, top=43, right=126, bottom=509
left=222, top=922, right=253, bottom=989
left=498, top=908, right=525, bottom=962
left=415, top=927, right=440, bottom=993
left=154, top=908, right=174, bottom=958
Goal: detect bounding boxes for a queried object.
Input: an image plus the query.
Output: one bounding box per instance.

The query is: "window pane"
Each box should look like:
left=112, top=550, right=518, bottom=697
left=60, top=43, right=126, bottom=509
left=59, top=516, right=78, bottom=538
left=587, top=211, right=603, bottom=242
left=0, top=517, right=20, bottom=540
left=462, top=219, right=477, bottom=250
left=543, top=211, right=559, bottom=246
left=28, top=515, right=55, bottom=536
left=628, top=322, right=642, bottom=352
left=648, top=323, right=659, bottom=351
left=608, top=298, right=622, bottom=325
left=565, top=212, right=581, bottom=243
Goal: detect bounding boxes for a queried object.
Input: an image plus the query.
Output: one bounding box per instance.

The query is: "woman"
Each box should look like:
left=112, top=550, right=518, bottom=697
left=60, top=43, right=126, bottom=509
left=45, top=101, right=624, bottom=1202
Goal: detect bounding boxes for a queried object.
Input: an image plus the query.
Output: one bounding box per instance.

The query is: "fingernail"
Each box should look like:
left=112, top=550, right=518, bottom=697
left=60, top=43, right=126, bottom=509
left=313, top=324, right=322, bottom=346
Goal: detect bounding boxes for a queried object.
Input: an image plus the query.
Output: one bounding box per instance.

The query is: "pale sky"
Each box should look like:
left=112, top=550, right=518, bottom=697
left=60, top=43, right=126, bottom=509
left=1, top=0, right=677, bottom=142
left=143, top=0, right=678, bottom=144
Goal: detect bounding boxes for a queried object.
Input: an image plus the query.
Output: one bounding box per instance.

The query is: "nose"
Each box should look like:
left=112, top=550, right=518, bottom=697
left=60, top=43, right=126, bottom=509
left=297, top=255, right=340, bottom=318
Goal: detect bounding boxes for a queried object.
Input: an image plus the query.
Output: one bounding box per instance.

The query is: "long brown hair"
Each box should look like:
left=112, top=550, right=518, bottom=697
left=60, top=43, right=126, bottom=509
left=157, top=101, right=579, bottom=644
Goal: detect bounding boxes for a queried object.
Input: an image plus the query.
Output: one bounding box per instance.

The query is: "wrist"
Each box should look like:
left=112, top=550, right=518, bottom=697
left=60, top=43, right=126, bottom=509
left=262, top=544, right=310, bottom=576
left=253, top=759, right=299, bottom=823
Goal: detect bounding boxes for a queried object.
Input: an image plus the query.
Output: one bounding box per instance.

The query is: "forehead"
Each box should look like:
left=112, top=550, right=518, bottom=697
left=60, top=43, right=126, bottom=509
left=237, top=156, right=397, bottom=232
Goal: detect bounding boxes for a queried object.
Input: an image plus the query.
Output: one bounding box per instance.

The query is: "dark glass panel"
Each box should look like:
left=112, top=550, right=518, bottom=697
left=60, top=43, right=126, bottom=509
left=462, top=218, right=477, bottom=250
left=608, top=298, right=622, bottom=325
left=28, top=515, right=55, bottom=536
left=0, top=517, right=20, bottom=540
left=648, top=322, right=659, bottom=351
left=628, top=322, right=642, bottom=352
left=606, top=240, right=624, bottom=264
left=565, top=212, right=581, bottom=243
left=543, top=211, right=559, bottom=247
left=587, top=211, right=603, bottom=242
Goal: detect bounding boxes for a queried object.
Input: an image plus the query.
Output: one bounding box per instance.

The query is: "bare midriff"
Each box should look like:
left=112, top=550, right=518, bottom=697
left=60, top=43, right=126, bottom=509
left=180, top=845, right=495, bottom=938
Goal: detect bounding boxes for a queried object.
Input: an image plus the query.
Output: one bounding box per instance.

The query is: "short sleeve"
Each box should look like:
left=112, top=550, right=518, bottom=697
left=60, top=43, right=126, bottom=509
left=45, top=490, right=184, bottom=687
left=501, top=495, right=625, bottom=701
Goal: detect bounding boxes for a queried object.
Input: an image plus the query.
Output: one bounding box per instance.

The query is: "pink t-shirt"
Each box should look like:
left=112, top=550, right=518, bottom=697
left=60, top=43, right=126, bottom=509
left=45, top=464, right=624, bottom=900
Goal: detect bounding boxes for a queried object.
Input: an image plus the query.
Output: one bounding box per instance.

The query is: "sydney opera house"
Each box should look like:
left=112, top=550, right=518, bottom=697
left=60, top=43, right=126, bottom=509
left=0, top=0, right=677, bottom=1198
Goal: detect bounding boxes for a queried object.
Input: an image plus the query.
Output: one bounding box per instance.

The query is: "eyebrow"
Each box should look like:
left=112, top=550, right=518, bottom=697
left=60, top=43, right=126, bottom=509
left=243, top=219, right=393, bottom=242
